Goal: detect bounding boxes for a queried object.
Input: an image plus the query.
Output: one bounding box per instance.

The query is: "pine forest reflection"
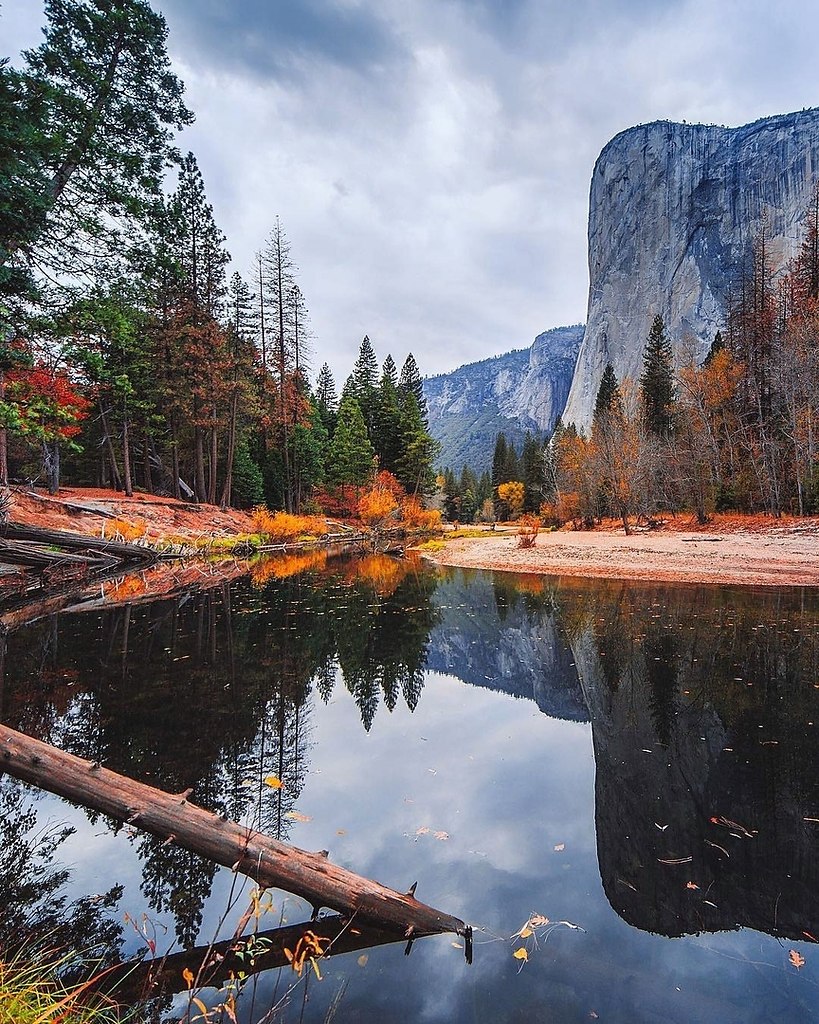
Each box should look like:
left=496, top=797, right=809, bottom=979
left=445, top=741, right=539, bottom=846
left=2, top=557, right=819, bottom=1020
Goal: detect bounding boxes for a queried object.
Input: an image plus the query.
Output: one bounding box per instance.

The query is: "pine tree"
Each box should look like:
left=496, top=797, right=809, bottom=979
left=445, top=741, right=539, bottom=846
left=398, top=353, right=427, bottom=426
left=640, top=315, right=676, bottom=436
left=351, top=335, right=378, bottom=433
left=5, top=0, right=192, bottom=278
left=396, top=392, right=439, bottom=495
left=373, top=355, right=402, bottom=474
left=594, top=362, right=622, bottom=422
left=491, top=433, right=509, bottom=488
left=326, top=394, right=374, bottom=487
left=315, top=363, right=338, bottom=434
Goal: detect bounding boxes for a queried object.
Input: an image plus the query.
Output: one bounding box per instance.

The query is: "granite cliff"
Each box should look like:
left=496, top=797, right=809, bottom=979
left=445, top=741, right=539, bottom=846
left=564, top=109, right=819, bottom=428
left=423, top=324, right=583, bottom=472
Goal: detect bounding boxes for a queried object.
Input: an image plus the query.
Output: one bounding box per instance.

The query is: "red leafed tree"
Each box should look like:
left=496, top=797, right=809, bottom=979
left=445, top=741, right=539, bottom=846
left=6, top=364, right=92, bottom=493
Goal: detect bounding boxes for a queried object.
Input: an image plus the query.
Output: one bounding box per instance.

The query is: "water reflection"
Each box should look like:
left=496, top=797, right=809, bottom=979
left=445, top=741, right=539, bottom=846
left=2, top=557, right=819, bottom=1018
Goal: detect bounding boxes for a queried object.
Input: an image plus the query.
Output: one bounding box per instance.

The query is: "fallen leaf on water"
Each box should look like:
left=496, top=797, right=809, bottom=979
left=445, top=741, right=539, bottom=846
left=285, top=811, right=312, bottom=822
left=554, top=843, right=565, bottom=852
left=182, top=967, right=194, bottom=988
left=686, top=882, right=700, bottom=890
left=529, top=914, right=550, bottom=927
left=655, top=823, right=669, bottom=831
left=415, top=826, right=430, bottom=836
left=434, top=831, right=450, bottom=841
left=790, top=950, right=806, bottom=969
left=357, top=954, right=368, bottom=967
left=513, top=947, right=528, bottom=962
left=451, top=942, right=463, bottom=949
left=264, top=776, right=283, bottom=789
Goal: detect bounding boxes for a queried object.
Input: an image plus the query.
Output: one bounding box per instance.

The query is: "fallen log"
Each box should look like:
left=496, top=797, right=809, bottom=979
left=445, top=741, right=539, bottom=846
left=1, top=521, right=157, bottom=565
left=0, top=724, right=472, bottom=959
left=100, top=914, right=423, bottom=1004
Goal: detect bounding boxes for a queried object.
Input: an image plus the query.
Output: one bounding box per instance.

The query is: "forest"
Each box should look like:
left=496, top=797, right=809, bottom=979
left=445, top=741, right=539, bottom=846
left=0, top=0, right=439, bottom=517
left=440, top=193, right=819, bottom=530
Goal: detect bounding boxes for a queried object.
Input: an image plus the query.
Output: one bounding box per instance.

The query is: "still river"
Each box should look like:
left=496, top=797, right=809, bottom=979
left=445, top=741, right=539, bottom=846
left=2, top=552, right=819, bottom=1022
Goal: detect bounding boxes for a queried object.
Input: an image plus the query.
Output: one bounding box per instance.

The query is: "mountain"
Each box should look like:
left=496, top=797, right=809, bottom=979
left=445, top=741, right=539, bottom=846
left=563, top=109, right=819, bottom=429
left=423, top=324, right=583, bottom=472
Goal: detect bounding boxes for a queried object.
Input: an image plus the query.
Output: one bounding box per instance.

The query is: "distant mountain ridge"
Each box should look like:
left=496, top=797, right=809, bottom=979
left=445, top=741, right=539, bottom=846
left=423, top=324, right=583, bottom=472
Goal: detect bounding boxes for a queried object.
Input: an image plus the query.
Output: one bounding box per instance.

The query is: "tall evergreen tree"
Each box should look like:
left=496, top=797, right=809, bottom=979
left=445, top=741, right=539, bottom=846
left=594, top=362, right=622, bottom=423
left=3, top=0, right=192, bottom=281
left=373, top=355, right=402, bottom=474
left=491, top=432, right=509, bottom=488
left=640, top=315, right=676, bottom=436
left=398, top=353, right=427, bottom=426
left=315, top=362, right=338, bottom=434
left=351, top=335, right=378, bottom=432
left=326, top=394, right=374, bottom=488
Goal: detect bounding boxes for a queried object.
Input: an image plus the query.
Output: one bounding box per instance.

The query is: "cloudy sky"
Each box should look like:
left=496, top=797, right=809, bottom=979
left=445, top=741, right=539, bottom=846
left=4, top=0, right=819, bottom=385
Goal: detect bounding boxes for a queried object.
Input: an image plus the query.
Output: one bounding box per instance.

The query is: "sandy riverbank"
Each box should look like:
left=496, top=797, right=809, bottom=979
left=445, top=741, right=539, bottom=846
left=428, top=518, right=819, bottom=587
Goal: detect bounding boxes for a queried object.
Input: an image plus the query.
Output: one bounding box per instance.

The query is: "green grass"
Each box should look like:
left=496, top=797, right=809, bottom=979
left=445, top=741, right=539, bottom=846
left=0, top=950, right=125, bottom=1024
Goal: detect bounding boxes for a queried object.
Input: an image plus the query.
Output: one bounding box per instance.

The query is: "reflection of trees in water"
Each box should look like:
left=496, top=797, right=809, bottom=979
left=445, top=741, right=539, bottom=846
left=556, top=579, right=819, bottom=940
left=2, top=554, right=440, bottom=947
left=0, top=777, right=123, bottom=962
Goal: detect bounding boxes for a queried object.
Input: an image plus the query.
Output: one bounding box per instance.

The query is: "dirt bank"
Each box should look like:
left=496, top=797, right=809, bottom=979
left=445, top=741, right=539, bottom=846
left=428, top=516, right=819, bottom=587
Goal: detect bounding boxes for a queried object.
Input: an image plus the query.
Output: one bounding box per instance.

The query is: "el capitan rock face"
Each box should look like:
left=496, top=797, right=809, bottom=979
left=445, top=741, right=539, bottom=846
left=564, top=109, right=819, bottom=429
left=423, top=324, right=583, bottom=472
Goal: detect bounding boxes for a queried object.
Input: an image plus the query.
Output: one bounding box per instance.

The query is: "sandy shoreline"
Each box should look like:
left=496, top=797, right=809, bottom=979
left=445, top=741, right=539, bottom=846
left=428, top=523, right=819, bottom=587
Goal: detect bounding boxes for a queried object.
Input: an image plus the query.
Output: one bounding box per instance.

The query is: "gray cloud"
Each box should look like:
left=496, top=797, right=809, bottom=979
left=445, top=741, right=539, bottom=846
left=5, top=0, right=819, bottom=387
left=157, top=0, right=405, bottom=80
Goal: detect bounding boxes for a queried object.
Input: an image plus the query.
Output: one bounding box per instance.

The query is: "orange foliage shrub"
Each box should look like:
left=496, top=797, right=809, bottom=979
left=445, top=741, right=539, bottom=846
left=108, top=518, right=148, bottom=542
left=400, top=499, right=441, bottom=531
left=358, top=486, right=399, bottom=527
left=517, top=514, right=541, bottom=548
left=251, top=507, right=324, bottom=540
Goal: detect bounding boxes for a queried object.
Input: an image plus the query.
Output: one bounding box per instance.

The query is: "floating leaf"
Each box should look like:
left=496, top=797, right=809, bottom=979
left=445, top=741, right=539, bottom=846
left=554, top=843, right=565, bottom=852
left=686, top=882, right=700, bottom=890
left=529, top=914, right=549, bottom=928
left=434, top=831, right=450, bottom=841
left=192, top=997, right=210, bottom=1019
left=336, top=828, right=347, bottom=835
left=285, top=811, right=312, bottom=822
left=790, top=950, right=806, bottom=969
left=513, top=947, right=529, bottom=961
left=182, top=967, right=194, bottom=988
left=415, top=826, right=430, bottom=836
left=264, top=776, right=283, bottom=789
left=358, top=954, right=369, bottom=967
left=518, top=926, right=533, bottom=939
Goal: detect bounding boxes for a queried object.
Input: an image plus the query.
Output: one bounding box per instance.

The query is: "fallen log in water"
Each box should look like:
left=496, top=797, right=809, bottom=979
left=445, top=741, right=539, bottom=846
left=0, top=724, right=472, bottom=959
left=103, top=914, right=424, bottom=1004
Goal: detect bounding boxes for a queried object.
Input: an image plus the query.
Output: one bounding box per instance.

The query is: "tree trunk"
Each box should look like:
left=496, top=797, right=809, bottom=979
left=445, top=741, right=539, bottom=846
left=99, top=404, right=123, bottom=491
left=0, top=723, right=472, bottom=954
left=122, top=406, right=133, bottom=498
left=0, top=369, right=8, bottom=486
left=208, top=407, right=218, bottom=505
left=194, top=425, right=206, bottom=503
left=144, top=429, right=154, bottom=494
left=170, top=416, right=181, bottom=501
left=219, top=391, right=238, bottom=510
left=43, top=439, right=60, bottom=495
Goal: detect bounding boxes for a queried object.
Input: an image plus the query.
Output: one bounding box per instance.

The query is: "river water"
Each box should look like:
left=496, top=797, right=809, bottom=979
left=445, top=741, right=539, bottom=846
left=2, top=553, right=819, bottom=1022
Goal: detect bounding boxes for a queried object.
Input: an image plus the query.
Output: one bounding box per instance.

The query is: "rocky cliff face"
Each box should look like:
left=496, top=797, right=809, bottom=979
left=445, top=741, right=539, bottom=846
left=423, top=325, right=583, bottom=472
left=564, top=109, right=819, bottom=429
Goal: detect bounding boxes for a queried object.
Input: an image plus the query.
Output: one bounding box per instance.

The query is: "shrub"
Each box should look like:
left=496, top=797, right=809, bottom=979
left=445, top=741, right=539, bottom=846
left=401, top=499, right=442, bottom=531
left=517, top=514, right=541, bottom=548
left=250, top=507, right=324, bottom=541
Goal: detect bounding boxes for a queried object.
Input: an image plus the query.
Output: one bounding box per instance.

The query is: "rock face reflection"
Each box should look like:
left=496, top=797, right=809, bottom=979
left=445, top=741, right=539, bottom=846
left=559, top=580, right=819, bottom=941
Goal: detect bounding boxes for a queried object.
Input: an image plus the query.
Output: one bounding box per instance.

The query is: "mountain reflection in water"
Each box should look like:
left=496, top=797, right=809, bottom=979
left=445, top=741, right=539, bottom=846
left=2, top=555, right=819, bottom=1021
